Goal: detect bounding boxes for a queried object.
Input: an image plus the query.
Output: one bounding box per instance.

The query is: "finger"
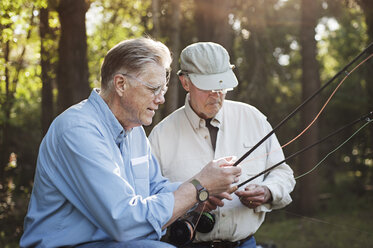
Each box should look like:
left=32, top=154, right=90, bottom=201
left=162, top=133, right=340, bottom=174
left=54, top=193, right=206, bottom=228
left=238, top=196, right=253, bottom=208
left=224, top=166, right=242, bottom=177
left=245, top=184, right=258, bottom=191
left=235, top=189, right=260, bottom=198
left=208, top=196, right=225, bottom=207
left=215, top=192, right=232, bottom=201
left=242, top=193, right=268, bottom=205
left=223, top=156, right=237, bottom=163
left=241, top=198, right=259, bottom=209
left=250, top=201, right=260, bottom=208
left=232, top=174, right=240, bottom=183
left=227, top=185, right=238, bottom=194
left=248, top=200, right=257, bottom=208
left=194, top=202, right=208, bottom=212
left=241, top=184, right=263, bottom=196
left=204, top=201, right=218, bottom=211
left=214, top=157, right=235, bottom=167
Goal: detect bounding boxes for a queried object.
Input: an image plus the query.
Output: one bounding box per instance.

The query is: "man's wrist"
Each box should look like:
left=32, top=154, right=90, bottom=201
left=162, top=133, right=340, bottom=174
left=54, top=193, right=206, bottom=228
left=264, top=186, right=273, bottom=203
left=190, top=179, right=209, bottom=203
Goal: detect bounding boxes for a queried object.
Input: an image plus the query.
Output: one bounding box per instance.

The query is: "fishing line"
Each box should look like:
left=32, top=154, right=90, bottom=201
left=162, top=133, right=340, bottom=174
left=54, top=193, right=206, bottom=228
left=233, top=43, right=373, bottom=167
left=240, top=52, right=373, bottom=165
left=259, top=120, right=373, bottom=245
left=295, top=119, right=373, bottom=180
left=280, top=210, right=373, bottom=236
left=228, top=111, right=373, bottom=192
left=192, top=203, right=206, bottom=235
left=260, top=209, right=373, bottom=247
left=281, top=53, right=373, bottom=149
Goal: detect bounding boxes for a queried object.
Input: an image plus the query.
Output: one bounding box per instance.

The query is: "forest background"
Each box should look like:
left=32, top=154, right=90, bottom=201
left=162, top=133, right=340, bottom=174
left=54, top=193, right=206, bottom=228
left=1, top=0, right=373, bottom=247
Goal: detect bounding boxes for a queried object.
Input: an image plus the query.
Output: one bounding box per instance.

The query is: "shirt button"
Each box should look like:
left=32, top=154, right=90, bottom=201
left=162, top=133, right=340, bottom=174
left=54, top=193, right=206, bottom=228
left=204, top=135, right=208, bottom=139
left=222, top=213, right=226, bottom=217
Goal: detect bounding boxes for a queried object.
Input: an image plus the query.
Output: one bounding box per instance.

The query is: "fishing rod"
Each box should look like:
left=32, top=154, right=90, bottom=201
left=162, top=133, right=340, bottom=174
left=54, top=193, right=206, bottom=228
left=232, top=43, right=373, bottom=167
left=229, top=111, right=373, bottom=193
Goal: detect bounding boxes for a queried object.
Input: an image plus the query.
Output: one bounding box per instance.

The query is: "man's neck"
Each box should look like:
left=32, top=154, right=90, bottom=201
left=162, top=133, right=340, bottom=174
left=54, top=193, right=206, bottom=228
left=100, top=91, right=134, bottom=131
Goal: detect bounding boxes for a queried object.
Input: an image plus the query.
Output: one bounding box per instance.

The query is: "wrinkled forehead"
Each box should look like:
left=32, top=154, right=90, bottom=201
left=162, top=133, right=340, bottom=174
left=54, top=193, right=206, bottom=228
left=137, top=62, right=168, bottom=84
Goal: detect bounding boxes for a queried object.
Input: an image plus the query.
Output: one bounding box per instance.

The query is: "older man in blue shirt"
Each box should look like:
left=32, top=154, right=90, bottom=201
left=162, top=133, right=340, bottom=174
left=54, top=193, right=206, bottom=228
left=20, top=38, right=241, bottom=248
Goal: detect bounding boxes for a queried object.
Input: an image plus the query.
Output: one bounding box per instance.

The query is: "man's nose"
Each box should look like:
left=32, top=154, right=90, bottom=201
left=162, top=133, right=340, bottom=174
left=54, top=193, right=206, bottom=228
left=154, top=93, right=165, bottom=104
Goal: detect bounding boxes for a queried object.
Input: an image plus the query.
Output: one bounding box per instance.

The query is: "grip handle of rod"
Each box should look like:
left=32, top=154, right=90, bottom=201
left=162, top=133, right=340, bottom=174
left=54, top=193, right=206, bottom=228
left=227, top=185, right=238, bottom=194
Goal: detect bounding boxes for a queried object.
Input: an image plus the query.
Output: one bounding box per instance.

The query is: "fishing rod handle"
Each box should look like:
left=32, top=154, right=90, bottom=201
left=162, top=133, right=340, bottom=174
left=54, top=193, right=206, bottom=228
left=227, top=185, right=238, bottom=194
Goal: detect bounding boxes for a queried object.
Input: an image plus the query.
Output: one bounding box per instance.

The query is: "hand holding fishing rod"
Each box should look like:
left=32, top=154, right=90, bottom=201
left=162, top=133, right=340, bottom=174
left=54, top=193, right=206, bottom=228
left=234, top=184, right=273, bottom=209
left=227, top=111, right=373, bottom=195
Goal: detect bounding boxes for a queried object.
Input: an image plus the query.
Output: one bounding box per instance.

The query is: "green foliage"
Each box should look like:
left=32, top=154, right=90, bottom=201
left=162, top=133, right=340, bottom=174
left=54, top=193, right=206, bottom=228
left=0, top=1, right=45, bottom=246
left=86, top=0, right=151, bottom=88
left=0, top=0, right=372, bottom=246
left=315, top=2, right=372, bottom=191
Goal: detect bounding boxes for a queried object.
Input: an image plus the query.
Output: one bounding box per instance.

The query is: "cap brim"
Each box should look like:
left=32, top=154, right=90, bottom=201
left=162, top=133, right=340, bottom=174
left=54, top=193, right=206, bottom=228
left=188, top=69, right=238, bottom=90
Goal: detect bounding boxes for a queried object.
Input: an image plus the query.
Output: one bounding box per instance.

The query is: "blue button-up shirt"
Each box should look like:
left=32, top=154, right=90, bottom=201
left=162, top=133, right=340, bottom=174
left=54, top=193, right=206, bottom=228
left=20, top=89, right=181, bottom=248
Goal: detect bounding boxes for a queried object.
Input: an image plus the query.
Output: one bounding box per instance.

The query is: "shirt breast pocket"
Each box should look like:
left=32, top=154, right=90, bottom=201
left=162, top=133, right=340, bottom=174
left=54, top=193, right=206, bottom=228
left=238, top=141, right=267, bottom=178
left=131, top=155, right=149, bottom=179
left=131, top=156, right=150, bottom=196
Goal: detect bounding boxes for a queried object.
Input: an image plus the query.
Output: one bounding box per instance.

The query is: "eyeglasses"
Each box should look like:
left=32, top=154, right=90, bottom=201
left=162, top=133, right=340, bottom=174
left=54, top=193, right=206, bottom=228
left=119, top=73, right=168, bottom=96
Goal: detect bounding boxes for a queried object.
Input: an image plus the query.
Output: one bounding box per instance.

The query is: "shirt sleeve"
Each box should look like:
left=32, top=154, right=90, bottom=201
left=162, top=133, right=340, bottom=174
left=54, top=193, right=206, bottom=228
left=148, top=152, right=182, bottom=194
left=46, top=124, right=175, bottom=241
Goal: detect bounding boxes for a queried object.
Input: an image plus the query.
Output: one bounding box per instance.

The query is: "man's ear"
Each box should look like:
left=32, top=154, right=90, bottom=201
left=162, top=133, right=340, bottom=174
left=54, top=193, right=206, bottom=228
left=113, top=74, right=127, bottom=96
left=179, top=75, right=190, bottom=92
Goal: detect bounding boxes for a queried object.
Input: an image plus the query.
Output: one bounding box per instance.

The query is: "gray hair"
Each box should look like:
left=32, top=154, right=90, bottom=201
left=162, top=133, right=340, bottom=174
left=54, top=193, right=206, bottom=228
left=100, top=37, right=172, bottom=92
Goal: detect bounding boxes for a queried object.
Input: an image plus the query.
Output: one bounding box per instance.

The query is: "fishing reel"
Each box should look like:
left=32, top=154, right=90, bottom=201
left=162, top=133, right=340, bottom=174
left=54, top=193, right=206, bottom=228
left=169, top=211, right=215, bottom=247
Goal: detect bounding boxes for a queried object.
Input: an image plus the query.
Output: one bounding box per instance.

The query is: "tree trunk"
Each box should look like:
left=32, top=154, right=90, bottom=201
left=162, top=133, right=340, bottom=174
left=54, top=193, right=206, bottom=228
left=0, top=8, right=35, bottom=178
left=40, top=7, right=54, bottom=135
left=359, top=0, right=373, bottom=108
left=57, top=0, right=90, bottom=113
left=194, top=0, right=233, bottom=52
left=165, top=0, right=180, bottom=115
left=0, top=41, right=11, bottom=179
left=152, top=0, right=161, bottom=38
left=150, top=0, right=163, bottom=126
left=298, top=0, right=321, bottom=215
left=358, top=0, right=373, bottom=183
left=237, top=0, right=273, bottom=112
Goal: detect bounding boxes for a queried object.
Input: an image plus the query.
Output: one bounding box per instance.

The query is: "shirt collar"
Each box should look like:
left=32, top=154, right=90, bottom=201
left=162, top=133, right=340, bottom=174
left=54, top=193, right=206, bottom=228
left=184, top=93, right=223, bottom=130
left=88, top=88, right=126, bottom=145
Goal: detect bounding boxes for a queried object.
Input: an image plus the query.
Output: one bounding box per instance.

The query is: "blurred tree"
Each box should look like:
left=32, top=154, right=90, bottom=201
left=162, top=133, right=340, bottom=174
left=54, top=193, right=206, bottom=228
left=0, top=1, right=37, bottom=179
left=0, top=0, right=46, bottom=244
left=152, top=0, right=161, bottom=38
left=85, top=0, right=149, bottom=88
left=298, top=0, right=321, bottom=215
left=194, top=0, right=234, bottom=53
left=316, top=0, right=370, bottom=193
left=56, top=0, right=90, bottom=113
left=232, top=0, right=277, bottom=114
left=356, top=0, right=373, bottom=186
left=357, top=0, right=373, bottom=44
left=0, top=0, right=371, bottom=245
left=39, top=5, right=57, bottom=135
left=165, top=0, right=180, bottom=115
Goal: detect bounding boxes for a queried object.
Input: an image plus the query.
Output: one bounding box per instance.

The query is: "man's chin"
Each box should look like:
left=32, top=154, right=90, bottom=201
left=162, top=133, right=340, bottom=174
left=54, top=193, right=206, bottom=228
left=142, top=118, right=153, bottom=127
